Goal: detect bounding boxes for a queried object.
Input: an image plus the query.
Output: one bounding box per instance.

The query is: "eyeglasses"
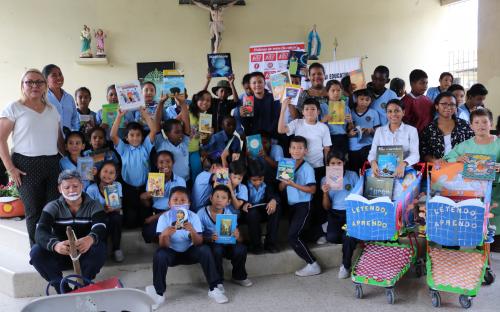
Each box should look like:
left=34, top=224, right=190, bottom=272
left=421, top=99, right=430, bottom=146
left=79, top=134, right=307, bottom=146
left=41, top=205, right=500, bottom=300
left=438, top=102, right=457, bottom=108
left=23, top=80, right=46, bottom=87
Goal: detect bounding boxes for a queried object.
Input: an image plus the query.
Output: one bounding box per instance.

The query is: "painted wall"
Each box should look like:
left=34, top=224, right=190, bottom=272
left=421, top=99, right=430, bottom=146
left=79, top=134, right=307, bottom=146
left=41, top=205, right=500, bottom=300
left=0, top=0, right=450, bottom=111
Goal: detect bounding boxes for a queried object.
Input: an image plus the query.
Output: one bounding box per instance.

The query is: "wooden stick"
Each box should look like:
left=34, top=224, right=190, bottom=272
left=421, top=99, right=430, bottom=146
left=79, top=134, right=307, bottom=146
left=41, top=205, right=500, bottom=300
left=66, top=226, right=83, bottom=286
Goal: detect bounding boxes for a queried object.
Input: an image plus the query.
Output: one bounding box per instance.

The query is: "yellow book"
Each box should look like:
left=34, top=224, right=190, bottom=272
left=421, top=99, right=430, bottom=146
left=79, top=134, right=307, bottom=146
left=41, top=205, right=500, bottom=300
left=147, top=173, right=165, bottom=198
left=328, top=100, right=345, bottom=125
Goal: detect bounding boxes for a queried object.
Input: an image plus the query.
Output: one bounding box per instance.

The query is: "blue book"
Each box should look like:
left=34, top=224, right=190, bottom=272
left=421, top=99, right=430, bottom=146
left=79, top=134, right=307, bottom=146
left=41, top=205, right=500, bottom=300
left=276, top=158, right=296, bottom=181
left=376, top=145, right=403, bottom=178
left=215, top=214, right=237, bottom=244
left=77, top=156, right=94, bottom=181
left=246, top=134, right=262, bottom=159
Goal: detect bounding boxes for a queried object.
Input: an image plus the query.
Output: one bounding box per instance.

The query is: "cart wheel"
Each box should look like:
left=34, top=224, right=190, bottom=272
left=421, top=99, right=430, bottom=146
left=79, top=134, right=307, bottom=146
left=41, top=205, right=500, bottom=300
left=459, top=295, right=472, bottom=309
left=430, top=291, right=441, bottom=308
left=386, top=288, right=395, bottom=304
left=483, top=267, right=496, bottom=285
left=354, top=284, right=363, bottom=299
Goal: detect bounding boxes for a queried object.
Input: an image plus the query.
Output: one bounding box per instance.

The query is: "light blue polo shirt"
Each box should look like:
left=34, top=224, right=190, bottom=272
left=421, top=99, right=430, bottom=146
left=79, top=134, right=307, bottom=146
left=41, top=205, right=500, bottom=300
left=86, top=182, right=123, bottom=206
left=458, top=104, right=471, bottom=123
left=319, top=103, right=351, bottom=135
left=156, top=209, right=202, bottom=252
left=197, top=206, right=233, bottom=238
left=370, top=88, right=397, bottom=126
left=286, top=161, right=315, bottom=205
left=47, top=89, right=80, bottom=131
left=191, top=171, right=213, bottom=212
left=155, top=134, right=190, bottom=181
left=59, top=156, right=90, bottom=190
left=349, top=108, right=380, bottom=151
left=115, top=137, right=154, bottom=187
left=321, top=170, right=359, bottom=211
left=82, top=148, right=121, bottom=171
left=227, top=184, right=248, bottom=215
left=426, top=86, right=442, bottom=103
left=247, top=182, right=267, bottom=205
left=151, top=174, right=187, bottom=211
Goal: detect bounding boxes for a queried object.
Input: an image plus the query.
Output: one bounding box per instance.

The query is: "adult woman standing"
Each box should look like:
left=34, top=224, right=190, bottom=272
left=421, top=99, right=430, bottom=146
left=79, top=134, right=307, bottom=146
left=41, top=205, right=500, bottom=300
left=0, top=69, right=64, bottom=246
left=43, top=64, right=80, bottom=133
left=296, top=63, right=328, bottom=114
left=420, top=92, right=474, bottom=163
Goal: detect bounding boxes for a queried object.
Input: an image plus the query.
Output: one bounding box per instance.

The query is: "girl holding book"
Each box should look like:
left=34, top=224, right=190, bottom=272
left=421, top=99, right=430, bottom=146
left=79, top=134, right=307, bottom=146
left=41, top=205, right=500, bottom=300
left=83, top=126, right=121, bottom=172
left=189, top=90, right=213, bottom=181
left=86, top=161, right=124, bottom=262
left=59, top=131, right=92, bottom=191
left=320, top=150, right=359, bottom=279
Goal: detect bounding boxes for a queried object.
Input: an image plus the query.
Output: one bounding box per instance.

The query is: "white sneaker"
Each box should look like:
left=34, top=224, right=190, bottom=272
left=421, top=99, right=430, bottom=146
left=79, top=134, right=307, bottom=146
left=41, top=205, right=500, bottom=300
left=338, top=265, right=350, bottom=279
left=232, top=278, right=253, bottom=287
left=113, top=249, right=124, bottom=263
left=145, top=285, right=165, bottom=310
left=217, top=283, right=225, bottom=293
left=295, top=261, right=321, bottom=277
left=208, top=287, right=229, bottom=304
left=316, top=236, right=327, bottom=245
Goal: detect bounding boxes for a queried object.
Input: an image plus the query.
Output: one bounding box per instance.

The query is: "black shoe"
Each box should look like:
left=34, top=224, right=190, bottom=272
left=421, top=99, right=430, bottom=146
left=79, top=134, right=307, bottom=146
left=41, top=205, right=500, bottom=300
left=264, top=244, right=280, bottom=254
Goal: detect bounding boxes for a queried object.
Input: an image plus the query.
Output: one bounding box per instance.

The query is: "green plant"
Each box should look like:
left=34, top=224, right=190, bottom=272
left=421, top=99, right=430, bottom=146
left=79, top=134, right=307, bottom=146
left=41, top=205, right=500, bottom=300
left=0, top=181, right=20, bottom=198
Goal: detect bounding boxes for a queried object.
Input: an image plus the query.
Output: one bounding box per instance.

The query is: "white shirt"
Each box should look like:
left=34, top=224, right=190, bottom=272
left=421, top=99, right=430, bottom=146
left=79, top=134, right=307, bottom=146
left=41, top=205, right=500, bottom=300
left=287, top=119, right=332, bottom=168
left=0, top=101, right=60, bottom=156
left=443, top=134, right=452, bottom=155
left=368, top=122, right=420, bottom=166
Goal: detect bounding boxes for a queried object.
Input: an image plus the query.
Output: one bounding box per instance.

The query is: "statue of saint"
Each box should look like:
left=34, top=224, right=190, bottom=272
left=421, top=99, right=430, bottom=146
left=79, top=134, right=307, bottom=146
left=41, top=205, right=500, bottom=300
left=307, top=24, right=322, bottom=60
left=94, top=28, right=107, bottom=57
left=192, top=0, right=238, bottom=53
left=80, top=25, right=93, bottom=58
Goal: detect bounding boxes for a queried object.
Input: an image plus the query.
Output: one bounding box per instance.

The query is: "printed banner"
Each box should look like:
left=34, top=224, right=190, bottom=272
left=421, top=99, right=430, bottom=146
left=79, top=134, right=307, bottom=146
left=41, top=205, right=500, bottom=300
left=248, top=42, right=305, bottom=79
left=323, top=57, right=362, bottom=82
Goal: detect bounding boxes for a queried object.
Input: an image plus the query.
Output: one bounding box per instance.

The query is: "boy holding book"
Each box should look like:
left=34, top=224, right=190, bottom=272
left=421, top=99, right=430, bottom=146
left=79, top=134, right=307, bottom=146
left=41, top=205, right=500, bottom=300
left=197, top=185, right=252, bottom=289
left=278, top=136, right=321, bottom=277
left=191, top=159, right=223, bottom=212
left=202, top=115, right=241, bottom=163
left=401, top=69, right=433, bottom=133
left=154, top=119, right=190, bottom=182
left=204, top=74, right=238, bottom=133
left=218, top=160, right=248, bottom=216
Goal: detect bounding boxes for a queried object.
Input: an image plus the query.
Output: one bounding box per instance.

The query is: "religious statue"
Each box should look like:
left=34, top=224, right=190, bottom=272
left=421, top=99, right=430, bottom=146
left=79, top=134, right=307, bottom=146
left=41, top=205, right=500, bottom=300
left=307, top=24, right=322, bottom=60
left=94, top=28, right=107, bottom=58
left=80, top=25, right=93, bottom=58
left=192, top=0, right=239, bottom=53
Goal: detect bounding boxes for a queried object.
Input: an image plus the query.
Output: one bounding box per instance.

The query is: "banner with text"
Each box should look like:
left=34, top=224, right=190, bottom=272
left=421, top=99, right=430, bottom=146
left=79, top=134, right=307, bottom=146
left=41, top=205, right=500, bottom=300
left=248, top=42, right=305, bottom=79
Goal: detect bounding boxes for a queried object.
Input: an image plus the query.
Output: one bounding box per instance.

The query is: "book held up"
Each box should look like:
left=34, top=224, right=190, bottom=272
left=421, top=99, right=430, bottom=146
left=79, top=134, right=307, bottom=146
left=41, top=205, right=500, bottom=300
left=376, top=145, right=403, bottom=178
left=276, top=158, right=295, bottom=181
left=207, top=53, right=233, bottom=78
left=215, top=214, right=237, bottom=244
left=104, top=183, right=122, bottom=209
left=115, top=81, right=145, bottom=111
left=147, top=173, right=165, bottom=198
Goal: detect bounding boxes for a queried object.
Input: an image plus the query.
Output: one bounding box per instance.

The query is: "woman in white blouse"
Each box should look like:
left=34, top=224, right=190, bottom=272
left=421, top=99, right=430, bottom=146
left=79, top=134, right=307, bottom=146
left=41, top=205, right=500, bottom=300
left=368, top=99, right=419, bottom=178
left=0, top=69, right=64, bottom=246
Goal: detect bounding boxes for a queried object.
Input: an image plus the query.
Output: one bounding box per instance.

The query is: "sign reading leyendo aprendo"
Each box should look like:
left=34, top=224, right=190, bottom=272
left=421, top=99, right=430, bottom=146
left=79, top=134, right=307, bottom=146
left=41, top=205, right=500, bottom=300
left=346, top=200, right=396, bottom=241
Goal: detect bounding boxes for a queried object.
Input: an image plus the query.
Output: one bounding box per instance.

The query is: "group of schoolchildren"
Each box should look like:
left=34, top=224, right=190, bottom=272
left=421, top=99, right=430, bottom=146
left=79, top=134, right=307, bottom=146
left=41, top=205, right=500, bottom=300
left=50, top=61, right=498, bottom=308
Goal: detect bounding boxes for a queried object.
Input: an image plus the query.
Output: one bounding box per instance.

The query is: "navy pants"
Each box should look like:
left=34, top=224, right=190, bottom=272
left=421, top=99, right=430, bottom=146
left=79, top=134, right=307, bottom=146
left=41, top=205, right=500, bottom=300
left=106, top=211, right=123, bottom=250
left=209, top=243, right=248, bottom=282
left=288, top=202, right=316, bottom=264
left=29, top=242, right=107, bottom=294
left=153, top=245, right=220, bottom=296
left=122, top=182, right=147, bottom=228
left=326, top=209, right=358, bottom=269
left=242, top=201, right=281, bottom=249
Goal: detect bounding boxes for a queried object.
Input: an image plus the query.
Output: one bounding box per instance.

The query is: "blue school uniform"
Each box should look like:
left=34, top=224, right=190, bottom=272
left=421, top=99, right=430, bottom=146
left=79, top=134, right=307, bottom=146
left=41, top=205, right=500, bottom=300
left=59, top=156, right=90, bottom=190
left=458, top=104, right=471, bottom=123
left=370, top=88, right=398, bottom=126
left=82, top=148, right=121, bottom=171
left=319, top=103, right=351, bottom=135
left=156, top=209, right=203, bottom=252
left=47, top=89, right=80, bottom=131
left=247, top=182, right=267, bottom=205
left=426, top=86, right=443, bottom=103
left=201, top=130, right=241, bottom=159
left=133, top=102, right=158, bottom=131
left=227, top=184, right=248, bottom=215
left=321, top=170, right=359, bottom=211
left=255, top=144, right=284, bottom=184
left=86, top=182, right=123, bottom=206
left=164, top=104, right=180, bottom=121
left=115, top=138, right=153, bottom=187
left=191, top=171, right=213, bottom=212
left=197, top=206, right=233, bottom=237
left=349, top=108, right=380, bottom=151
left=154, top=134, right=190, bottom=181
left=286, top=161, right=316, bottom=205
left=151, top=174, right=187, bottom=211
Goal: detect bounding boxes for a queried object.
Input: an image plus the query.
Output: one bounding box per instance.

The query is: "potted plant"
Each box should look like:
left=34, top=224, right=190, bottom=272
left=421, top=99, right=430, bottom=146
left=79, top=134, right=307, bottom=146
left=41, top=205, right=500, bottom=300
left=0, top=181, right=24, bottom=218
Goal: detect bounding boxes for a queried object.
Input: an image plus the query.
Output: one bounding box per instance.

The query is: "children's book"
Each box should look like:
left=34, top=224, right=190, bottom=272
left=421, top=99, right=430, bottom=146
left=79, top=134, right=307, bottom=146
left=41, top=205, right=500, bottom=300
left=104, top=183, right=122, bottom=209
left=349, top=69, right=366, bottom=91
left=325, top=165, right=343, bottom=190
left=79, top=114, right=93, bottom=129
left=199, top=112, right=213, bottom=134
left=376, top=145, right=403, bottom=178
left=276, top=158, right=295, bottom=181
left=462, top=154, right=496, bottom=181
left=137, top=61, right=176, bottom=102
left=287, top=50, right=308, bottom=76
left=101, top=103, right=125, bottom=128
left=327, top=100, right=345, bottom=125
left=241, top=95, right=254, bottom=117
left=115, top=81, right=145, bottom=111
left=207, top=53, right=233, bottom=77
left=170, top=204, right=189, bottom=230
left=215, top=167, right=229, bottom=185
left=77, top=157, right=94, bottom=181
left=215, top=214, right=237, bottom=244
left=430, top=162, right=490, bottom=198
left=246, top=134, right=263, bottom=159
left=147, top=173, right=165, bottom=197
left=364, top=176, right=394, bottom=200
left=270, top=71, right=291, bottom=101
left=282, top=84, right=302, bottom=105
left=162, top=70, right=185, bottom=97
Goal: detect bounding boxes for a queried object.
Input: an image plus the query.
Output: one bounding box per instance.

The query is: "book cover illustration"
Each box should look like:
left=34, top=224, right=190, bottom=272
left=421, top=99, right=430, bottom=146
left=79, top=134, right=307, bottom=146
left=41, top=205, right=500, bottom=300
left=462, top=154, right=496, bottom=181
left=77, top=157, right=94, bottom=181
left=162, top=70, right=185, bottom=97
left=115, top=81, right=145, bottom=111
left=431, top=162, right=490, bottom=198
left=327, top=100, right=345, bottom=125
left=199, top=112, right=213, bottom=134
left=207, top=53, right=233, bottom=77
left=241, top=95, right=254, bottom=117
left=325, top=165, right=343, bottom=190
left=287, top=50, right=308, bottom=76
left=282, top=84, right=302, bottom=105
left=215, top=214, right=237, bottom=244
left=364, top=176, right=394, bottom=200
left=276, top=158, right=296, bottom=181
left=376, top=145, right=403, bottom=178
left=349, top=69, right=366, bottom=91
left=104, top=183, right=122, bottom=209
left=101, top=103, right=125, bottom=128
left=147, top=173, right=165, bottom=197
left=215, top=167, right=229, bottom=185
left=270, top=71, right=291, bottom=101
left=137, top=61, right=175, bottom=102
left=170, top=204, right=189, bottom=230
left=79, top=114, right=94, bottom=129
left=246, top=134, right=263, bottom=159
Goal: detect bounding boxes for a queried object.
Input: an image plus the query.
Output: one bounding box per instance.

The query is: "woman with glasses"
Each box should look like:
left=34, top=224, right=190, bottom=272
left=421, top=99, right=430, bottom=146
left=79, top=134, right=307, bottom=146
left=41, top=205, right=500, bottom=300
left=0, top=68, right=64, bottom=246
left=420, top=92, right=474, bottom=163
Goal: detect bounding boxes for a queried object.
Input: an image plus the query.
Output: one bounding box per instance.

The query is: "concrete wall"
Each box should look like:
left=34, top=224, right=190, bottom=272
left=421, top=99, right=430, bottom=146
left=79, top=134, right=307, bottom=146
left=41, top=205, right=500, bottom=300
left=0, top=0, right=449, bottom=111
